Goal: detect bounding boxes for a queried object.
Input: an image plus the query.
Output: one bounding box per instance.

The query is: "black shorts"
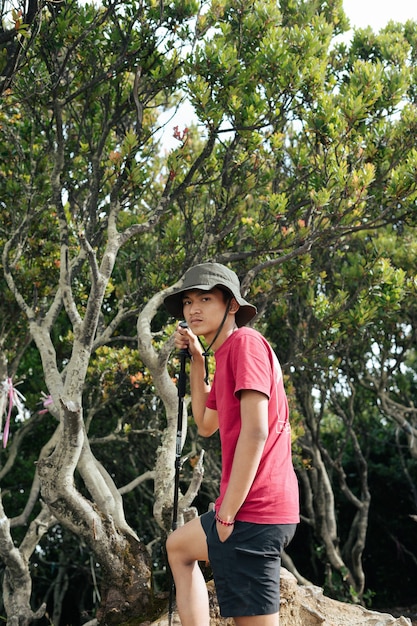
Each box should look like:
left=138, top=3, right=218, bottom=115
left=200, top=510, right=296, bottom=618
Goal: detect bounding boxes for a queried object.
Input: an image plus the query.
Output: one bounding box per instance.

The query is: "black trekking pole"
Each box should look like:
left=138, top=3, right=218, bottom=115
left=168, top=321, right=189, bottom=626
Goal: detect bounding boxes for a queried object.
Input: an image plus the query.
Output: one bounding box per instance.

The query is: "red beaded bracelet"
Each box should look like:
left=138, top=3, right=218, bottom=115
left=215, top=512, right=235, bottom=527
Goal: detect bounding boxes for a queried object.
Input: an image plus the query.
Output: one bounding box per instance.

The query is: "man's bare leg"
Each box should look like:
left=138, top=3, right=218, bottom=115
left=166, top=516, right=210, bottom=626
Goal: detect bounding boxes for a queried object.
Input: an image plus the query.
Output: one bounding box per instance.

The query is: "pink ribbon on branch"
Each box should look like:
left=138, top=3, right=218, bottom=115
left=0, top=377, right=27, bottom=448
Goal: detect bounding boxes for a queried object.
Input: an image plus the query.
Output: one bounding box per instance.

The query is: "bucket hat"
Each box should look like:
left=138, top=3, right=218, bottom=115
left=164, top=262, right=257, bottom=327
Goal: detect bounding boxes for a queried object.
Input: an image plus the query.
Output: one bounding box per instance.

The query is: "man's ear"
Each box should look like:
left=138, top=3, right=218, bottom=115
left=229, top=298, right=240, bottom=313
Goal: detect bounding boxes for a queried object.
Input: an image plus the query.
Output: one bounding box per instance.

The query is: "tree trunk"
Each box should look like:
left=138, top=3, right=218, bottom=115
left=296, top=380, right=368, bottom=601
left=36, top=399, right=154, bottom=623
left=137, top=298, right=206, bottom=534
left=95, top=532, right=153, bottom=625
left=0, top=498, right=53, bottom=626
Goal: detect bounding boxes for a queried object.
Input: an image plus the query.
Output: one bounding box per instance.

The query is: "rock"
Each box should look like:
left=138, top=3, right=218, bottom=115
left=279, top=569, right=411, bottom=625
left=150, top=569, right=411, bottom=625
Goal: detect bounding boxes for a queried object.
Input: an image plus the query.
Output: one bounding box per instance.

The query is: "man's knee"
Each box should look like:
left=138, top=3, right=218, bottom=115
left=166, top=528, right=189, bottom=565
left=166, top=518, right=208, bottom=567
left=166, top=530, right=178, bottom=561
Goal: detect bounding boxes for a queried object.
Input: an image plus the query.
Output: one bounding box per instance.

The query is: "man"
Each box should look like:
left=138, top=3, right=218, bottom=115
left=164, top=262, right=299, bottom=626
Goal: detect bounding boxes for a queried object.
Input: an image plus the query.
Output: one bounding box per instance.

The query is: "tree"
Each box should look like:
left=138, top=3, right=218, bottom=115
left=0, top=0, right=47, bottom=95
left=266, top=224, right=417, bottom=601
left=1, top=0, right=417, bottom=622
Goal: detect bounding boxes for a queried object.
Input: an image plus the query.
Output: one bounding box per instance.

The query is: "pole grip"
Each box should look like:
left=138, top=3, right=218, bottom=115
left=177, top=352, right=187, bottom=398
left=178, top=320, right=190, bottom=354
left=177, top=321, right=189, bottom=398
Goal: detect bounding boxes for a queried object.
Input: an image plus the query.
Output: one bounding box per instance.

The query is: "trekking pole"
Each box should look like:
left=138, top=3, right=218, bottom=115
left=168, top=321, right=189, bottom=625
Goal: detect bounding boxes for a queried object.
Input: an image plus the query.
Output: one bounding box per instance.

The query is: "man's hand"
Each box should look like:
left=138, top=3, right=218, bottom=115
left=216, top=520, right=234, bottom=543
left=174, top=323, right=202, bottom=359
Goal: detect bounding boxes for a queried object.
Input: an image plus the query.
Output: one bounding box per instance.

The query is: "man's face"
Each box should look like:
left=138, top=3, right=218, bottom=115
left=182, top=288, right=230, bottom=337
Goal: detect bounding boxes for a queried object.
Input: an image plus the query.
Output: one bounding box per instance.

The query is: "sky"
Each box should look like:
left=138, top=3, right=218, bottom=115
left=343, top=0, right=417, bottom=31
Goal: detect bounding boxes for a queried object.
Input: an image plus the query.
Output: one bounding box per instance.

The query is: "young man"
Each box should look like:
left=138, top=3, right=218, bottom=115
left=164, top=262, right=299, bottom=626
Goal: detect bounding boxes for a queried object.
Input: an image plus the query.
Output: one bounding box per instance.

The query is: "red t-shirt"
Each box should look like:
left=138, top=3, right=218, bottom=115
left=206, top=327, right=299, bottom=524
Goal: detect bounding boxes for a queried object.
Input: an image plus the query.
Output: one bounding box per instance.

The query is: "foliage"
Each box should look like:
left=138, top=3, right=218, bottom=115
left=1, top=0, right=417, bottom=622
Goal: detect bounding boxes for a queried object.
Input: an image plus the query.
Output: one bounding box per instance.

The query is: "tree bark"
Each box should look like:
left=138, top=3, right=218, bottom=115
left=36, top=399, right=154, bottom=623
left=137, top=294, right=206, bottom=533
left=0, top=497, right=53, bottom=626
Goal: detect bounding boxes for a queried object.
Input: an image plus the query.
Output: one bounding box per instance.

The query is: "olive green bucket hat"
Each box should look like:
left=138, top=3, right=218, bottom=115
left=164, top=262, right=257, bottom=327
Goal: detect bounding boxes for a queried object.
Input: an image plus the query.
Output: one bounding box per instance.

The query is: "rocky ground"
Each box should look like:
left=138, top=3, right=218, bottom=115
left=148, top=569, right=414, bottom=626
left=383, top=606, right=417, bottom=626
